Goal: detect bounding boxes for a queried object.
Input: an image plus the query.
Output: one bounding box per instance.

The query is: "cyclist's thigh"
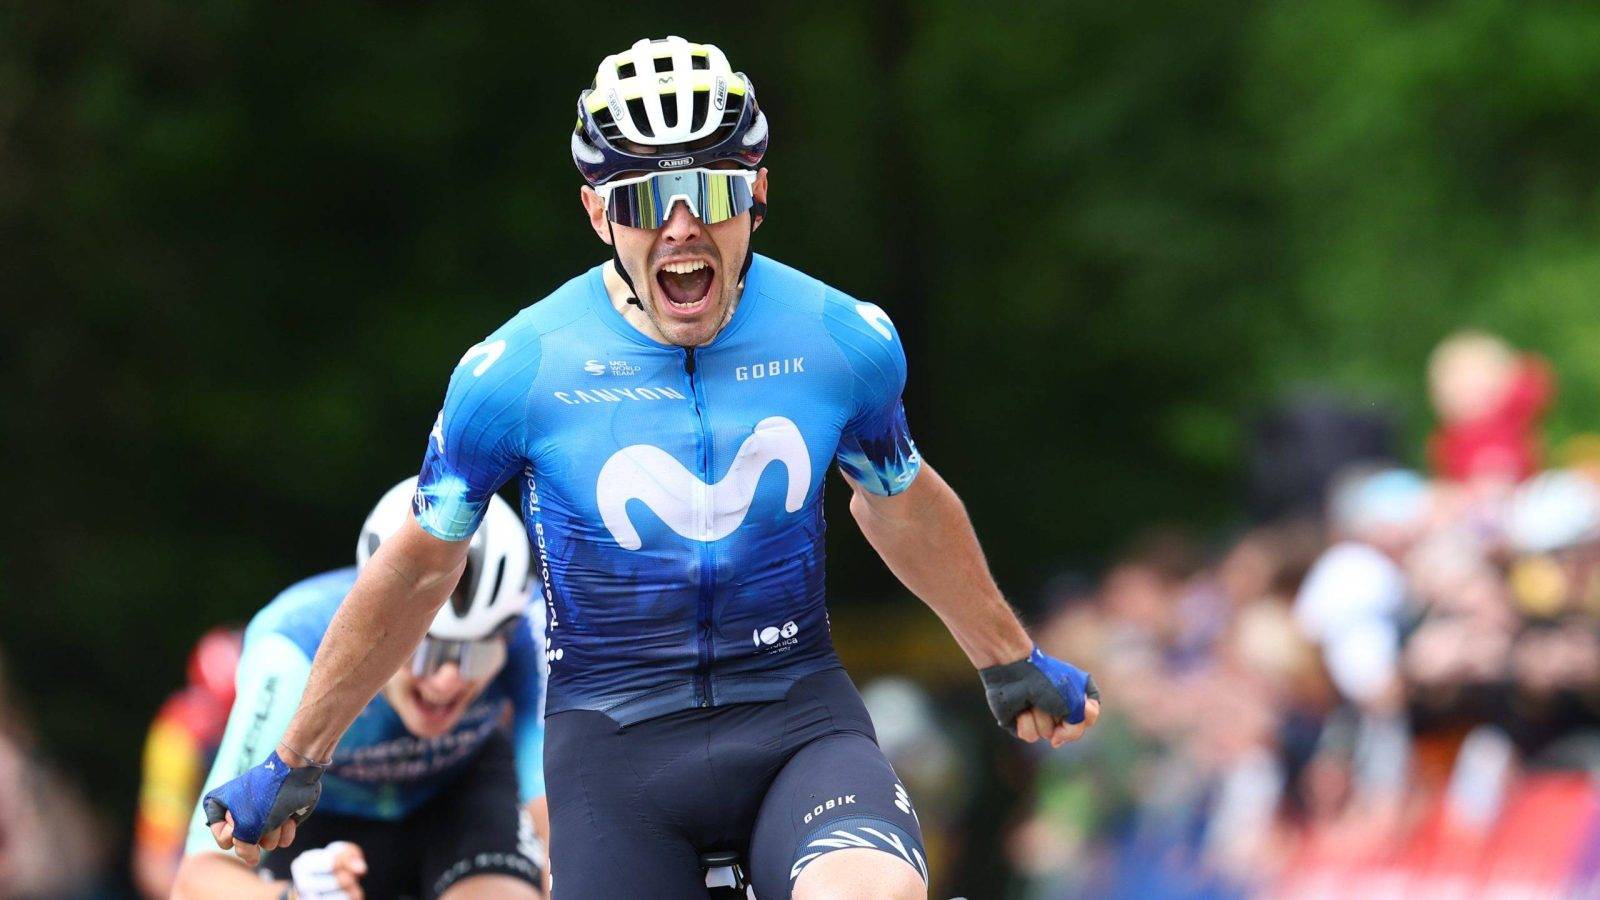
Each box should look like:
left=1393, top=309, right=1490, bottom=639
left=544, top=708, right=707, bottom=900
left=259, top=810, right=418, bottom=899
left=418, top=732, right=541, bottom=899
left=748, top=730, right=928, bottom=900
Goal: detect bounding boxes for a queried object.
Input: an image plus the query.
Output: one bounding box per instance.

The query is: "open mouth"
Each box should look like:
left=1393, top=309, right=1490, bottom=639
left=654, top=258, right=717, bottom=318
left=411, top=686, right=466, bottom=724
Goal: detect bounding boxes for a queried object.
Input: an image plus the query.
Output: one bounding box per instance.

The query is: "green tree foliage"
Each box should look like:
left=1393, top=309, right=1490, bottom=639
left=1246, top=0, right=1600, bottom=440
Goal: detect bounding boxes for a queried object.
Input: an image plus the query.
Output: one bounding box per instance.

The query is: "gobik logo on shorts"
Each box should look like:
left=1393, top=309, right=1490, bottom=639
left=803, top=794, right=856, bottom=825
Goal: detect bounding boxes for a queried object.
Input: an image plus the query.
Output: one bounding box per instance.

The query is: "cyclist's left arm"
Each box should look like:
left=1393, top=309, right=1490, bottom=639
left=846, top=462, right=1099, bottom=747
left=845, top=463, right=1031, bottom=668
left=825, top=295, right=1098, bottom=747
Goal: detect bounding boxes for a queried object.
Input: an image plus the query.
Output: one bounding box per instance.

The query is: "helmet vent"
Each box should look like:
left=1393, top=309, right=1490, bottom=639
left=488, top=556, right=508, bottom=609
left=573, top=40, right=768, bottom=185
left=593, top=108, right=624, bottom=143
left=691, top=90, right=708, bottom=131
left=625, top=97, right=652, bottom=137
left=451, top=550, right=481, bottom=617
left=365, top=533, right=380, bottom=559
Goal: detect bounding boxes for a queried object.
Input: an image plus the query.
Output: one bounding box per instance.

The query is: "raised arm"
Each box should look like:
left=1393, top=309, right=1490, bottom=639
left=848, top=465, right=1028, bottom=666
left=846, top=463, right=1099, bottom=746
left=200, top=521, right=469, bottom=863
left=822, top=294, right=1097, bottom=747
left=281, top=521, right=468, bottom=762
left=203, top=319, right=541, bottom=861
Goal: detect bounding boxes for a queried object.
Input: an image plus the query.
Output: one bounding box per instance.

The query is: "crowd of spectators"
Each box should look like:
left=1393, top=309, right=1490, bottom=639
left=1006, top=332, right=1600, bottom=897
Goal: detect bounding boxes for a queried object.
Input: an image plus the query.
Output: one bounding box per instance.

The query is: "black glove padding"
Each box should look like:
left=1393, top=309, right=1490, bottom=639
left=979, top=646, right=1100, bottom=736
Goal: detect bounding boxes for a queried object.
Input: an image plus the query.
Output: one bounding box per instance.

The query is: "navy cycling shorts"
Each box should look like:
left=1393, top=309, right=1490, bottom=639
left=544, top=668, right=927, bottom=899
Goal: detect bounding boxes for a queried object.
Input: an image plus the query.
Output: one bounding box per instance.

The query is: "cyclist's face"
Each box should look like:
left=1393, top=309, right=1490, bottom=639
left=382, top=653, right=504, bottom=739
left=582, top=167, right=768, bottom=348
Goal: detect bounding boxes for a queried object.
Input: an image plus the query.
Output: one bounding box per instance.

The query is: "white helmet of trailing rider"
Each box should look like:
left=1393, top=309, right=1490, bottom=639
left=357, top=477, right=532, bottom=646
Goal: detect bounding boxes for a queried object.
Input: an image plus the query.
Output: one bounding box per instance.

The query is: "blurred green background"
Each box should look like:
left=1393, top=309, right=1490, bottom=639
left=7, top=0, right=1600, bottom=895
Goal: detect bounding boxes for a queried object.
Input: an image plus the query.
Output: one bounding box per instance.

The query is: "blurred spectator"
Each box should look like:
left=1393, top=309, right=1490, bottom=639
left=1427, top=331, right=1553, bottom=484
left=1500, top=471, right=1600, bottom=765
left=0, top=645, right=107, bottom=898
left=1007, top=440, right=1600, bottom=896
left=1297, top=467, right=1428, bottom=711
left=970, top=332, right=1585, bottom=896
left=131, top=627, right=242, bottom=900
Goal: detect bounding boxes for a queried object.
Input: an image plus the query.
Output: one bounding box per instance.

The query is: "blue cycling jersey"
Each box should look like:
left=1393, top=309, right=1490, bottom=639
left=414, top=254, right=920, bottom=725
left=185, top=568, right=544, bottom=854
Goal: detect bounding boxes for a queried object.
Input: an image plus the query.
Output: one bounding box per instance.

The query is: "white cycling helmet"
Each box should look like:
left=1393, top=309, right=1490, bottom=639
left=1506, top=469, right=1600, bottom=555
left=357, top=477, right=532, bottom=641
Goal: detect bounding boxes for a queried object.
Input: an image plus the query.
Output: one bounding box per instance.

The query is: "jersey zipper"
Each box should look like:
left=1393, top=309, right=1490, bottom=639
left=684, top=347, right=716, bottom=707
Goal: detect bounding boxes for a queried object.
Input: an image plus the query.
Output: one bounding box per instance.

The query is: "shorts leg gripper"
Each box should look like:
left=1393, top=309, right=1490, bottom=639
left=787, top=815, right=928, bottom=885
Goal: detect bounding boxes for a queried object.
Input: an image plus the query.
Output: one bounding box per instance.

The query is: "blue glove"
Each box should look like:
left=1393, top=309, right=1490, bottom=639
left=978, top=646, right=1099, bottom=733
left=201, top=750, right=324, bottom=845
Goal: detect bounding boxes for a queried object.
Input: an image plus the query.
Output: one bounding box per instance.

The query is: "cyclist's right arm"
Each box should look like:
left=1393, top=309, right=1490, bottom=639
left=273, top=521, right=469, bottom=774
left=199, top=531, right=466, bottom=863
left=202, top=325, right=540, bottom=859
left=279, top=328, right=540, bottom=768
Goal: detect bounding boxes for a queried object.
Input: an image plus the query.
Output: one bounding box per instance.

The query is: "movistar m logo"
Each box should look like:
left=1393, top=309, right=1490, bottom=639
left=596, top=416, right=810, bottom=550
left=855, top=303, right=893, bottom=340
left=459, top=339, right=505, bottom=376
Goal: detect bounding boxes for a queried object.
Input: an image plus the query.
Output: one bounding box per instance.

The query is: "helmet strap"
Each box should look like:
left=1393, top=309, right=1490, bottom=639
left=606, top=218, right=644, bottom=308
left=739, top=200, right=766, bottom=287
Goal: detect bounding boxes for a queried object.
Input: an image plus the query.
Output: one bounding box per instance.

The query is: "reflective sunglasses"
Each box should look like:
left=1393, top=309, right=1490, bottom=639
left=598, top=168, right=757, bottom=229
left=410, top=626, right=512, bottom=681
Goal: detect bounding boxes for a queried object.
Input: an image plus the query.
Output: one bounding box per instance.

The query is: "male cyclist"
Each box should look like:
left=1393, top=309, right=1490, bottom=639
left=177, top=479, right=545, bottom=900
left=202, top=37, right=1099, bottom=900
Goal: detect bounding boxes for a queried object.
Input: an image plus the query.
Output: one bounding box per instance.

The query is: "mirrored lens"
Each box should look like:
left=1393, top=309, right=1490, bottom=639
left=604, top=170, right=755, bottom=229
left=410, top=635, right=508, bottom=680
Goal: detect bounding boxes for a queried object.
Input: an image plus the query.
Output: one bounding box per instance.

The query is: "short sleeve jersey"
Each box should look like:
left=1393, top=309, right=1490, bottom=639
left=184, top=568, right=545, bottom=855
left=414, top=254, right=920, bottom=725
